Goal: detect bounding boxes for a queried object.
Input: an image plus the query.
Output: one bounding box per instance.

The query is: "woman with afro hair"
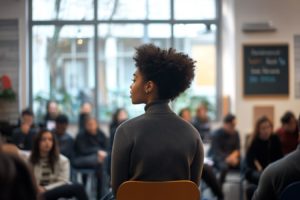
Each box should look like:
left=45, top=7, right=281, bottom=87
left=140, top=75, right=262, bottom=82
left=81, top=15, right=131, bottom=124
left=106, top=44, right=204, bottom=199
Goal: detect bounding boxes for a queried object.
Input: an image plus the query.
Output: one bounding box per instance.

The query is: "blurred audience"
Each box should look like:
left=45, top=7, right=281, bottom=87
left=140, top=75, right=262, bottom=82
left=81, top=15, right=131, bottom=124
left=244, top=116, right=283, bottom=200
left=276, top=111, right=299, bottom=155
left=252, top=114, right=300, bottom=200
left=192, top=103, right=211, bottom=142
left=11, top=108, right=37, bottom=150
left=3, top=98, right=300, bottom=200
left=209, top=113, right=240, bottom=184
left=53, top=114, right=74, bottom=161
left=29, top=129, right=88, bottom=200
left=73, top=116, right=108, bottom=199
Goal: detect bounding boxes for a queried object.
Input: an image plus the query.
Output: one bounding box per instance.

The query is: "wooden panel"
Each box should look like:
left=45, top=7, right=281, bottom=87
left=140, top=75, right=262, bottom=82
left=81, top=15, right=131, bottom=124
left=222, top=96, right=230, bottom=117
left=253, top=106, right=274, bottom=125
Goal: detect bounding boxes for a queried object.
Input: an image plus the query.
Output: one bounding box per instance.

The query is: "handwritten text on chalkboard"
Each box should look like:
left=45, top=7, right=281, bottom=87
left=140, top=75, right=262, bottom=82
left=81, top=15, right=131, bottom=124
left=243, top=44, right=289, bottom=96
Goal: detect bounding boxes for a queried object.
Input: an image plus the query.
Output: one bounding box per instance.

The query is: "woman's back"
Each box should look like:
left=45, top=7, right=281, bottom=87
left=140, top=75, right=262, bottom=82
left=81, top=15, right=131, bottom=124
left=112, top=101, right=203, bottom=194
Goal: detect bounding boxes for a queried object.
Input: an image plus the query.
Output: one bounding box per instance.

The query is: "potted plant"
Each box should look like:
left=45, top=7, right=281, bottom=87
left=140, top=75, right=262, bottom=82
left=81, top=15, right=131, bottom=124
left=0, top=75, right=16, bottom=101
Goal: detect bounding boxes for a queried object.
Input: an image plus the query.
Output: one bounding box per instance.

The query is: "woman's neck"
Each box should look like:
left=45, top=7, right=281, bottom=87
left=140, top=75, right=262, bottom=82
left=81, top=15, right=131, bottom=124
left=146, top=97, right=158, bottom=105
left=40, top=151, right=49, bottom=158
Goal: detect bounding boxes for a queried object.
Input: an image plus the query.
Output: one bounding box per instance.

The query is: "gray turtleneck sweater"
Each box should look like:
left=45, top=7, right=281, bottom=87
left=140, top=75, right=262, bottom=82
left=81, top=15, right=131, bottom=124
left=111, top=101, right=204, bottom=195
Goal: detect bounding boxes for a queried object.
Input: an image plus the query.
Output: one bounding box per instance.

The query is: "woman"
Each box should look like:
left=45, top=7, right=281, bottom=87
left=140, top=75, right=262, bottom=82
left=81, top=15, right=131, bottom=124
left=245, top=116, right=283, bottom=199
left=106, top=44, right=204, bottom=199
left=29, top=129, right=88, bottom=200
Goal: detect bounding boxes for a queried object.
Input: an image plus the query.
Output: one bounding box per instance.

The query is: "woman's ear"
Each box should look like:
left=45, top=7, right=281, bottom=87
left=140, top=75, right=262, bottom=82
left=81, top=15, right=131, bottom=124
left=144, top=81, right=155, bottom=94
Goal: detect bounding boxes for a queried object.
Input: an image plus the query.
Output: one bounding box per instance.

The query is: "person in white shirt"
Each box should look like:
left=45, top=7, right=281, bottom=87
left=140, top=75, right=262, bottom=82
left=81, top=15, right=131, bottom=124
left=29, top=129, right=88, bottom=200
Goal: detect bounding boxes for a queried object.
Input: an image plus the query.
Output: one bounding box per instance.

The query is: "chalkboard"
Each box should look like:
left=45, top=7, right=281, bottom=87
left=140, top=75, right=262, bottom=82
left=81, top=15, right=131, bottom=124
left=243, top=44, right=289, bottom=96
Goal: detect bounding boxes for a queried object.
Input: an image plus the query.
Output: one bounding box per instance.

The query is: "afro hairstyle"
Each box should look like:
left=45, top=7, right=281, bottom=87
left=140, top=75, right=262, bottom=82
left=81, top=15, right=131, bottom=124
left=133, top=44, right=196, bottom=100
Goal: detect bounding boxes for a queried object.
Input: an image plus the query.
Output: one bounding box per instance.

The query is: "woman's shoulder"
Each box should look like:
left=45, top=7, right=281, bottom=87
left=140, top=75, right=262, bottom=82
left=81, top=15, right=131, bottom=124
left=118, top=114, right=146, bottom=129
left=58, top=154, right=70, bottom=164
left=113, top=115, right=147, bottom=139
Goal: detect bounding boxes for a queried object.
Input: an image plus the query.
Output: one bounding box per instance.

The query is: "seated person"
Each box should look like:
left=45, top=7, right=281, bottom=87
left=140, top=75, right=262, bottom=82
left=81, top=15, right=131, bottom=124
left=244, top=116, right=283, bottom=199
left=43, top=100, right=59, bottom=130
left=53, top=114, right=74, bottom=161
left=109, top=108, right=128, bottom=150
left=108, top=108, right=128, bottom=176
left=209, top=113, right=240, bottom=184
left=192, top=103, right=211, bottom=142
left=78, top=102, right=92, bottom=132
left=276, top=111, right=298, bottom=155
left=73, top=116, right=107, bottom=199
left=179, top=108, right=223, bottom=200
left=28, top=129, right=88, bottom=200
left=252, top=114, right=300, bottom=200
left=11, top=108, right=37, bottom=150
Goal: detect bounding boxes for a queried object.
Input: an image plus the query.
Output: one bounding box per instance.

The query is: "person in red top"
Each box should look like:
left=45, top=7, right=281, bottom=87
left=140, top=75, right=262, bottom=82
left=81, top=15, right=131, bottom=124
left=276, top=111, right=299, bottom=155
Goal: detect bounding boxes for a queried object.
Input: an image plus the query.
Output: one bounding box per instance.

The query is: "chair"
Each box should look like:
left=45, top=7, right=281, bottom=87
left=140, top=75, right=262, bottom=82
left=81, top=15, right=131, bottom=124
left=116, top=180, right=200, bottom=200
left=71, top=168, right=97, bottom=199
left=280, top=181, right=300, bottom=200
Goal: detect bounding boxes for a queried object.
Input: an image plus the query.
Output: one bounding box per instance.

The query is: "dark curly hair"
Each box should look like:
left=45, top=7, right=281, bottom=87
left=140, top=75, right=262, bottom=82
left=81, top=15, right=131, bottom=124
left=133, top=44, right=196, bottom=100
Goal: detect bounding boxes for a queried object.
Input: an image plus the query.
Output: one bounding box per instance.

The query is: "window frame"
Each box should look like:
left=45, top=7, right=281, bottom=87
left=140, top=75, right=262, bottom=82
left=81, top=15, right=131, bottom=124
left=28, top=0, right=222, bottom=122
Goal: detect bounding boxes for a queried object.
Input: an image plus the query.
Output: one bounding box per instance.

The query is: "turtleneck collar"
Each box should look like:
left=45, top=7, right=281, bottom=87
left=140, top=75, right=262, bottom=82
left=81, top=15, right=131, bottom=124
left=144, top=100, right=172, bottom=114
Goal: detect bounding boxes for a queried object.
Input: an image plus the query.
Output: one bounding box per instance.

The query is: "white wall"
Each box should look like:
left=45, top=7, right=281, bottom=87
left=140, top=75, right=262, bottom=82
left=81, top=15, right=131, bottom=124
left=222, top=0, right=236, bottom=112
left=223, top=0, right=300, bottom=144
left=0, top=0, right=27, bottom=111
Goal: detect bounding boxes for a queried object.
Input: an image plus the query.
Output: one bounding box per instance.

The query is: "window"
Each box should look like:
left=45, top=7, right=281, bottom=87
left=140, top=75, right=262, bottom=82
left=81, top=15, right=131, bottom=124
left=174, top=0, right=216, bottom=20
left=32, top=25, right=95, bottom=122
left=30, top=0, right=220, bottom=123
left=32, top=0, right=94, bottom=20
left=173, top=24, right=217, bottom=118
left=98, top=0, right=170, bottom=20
